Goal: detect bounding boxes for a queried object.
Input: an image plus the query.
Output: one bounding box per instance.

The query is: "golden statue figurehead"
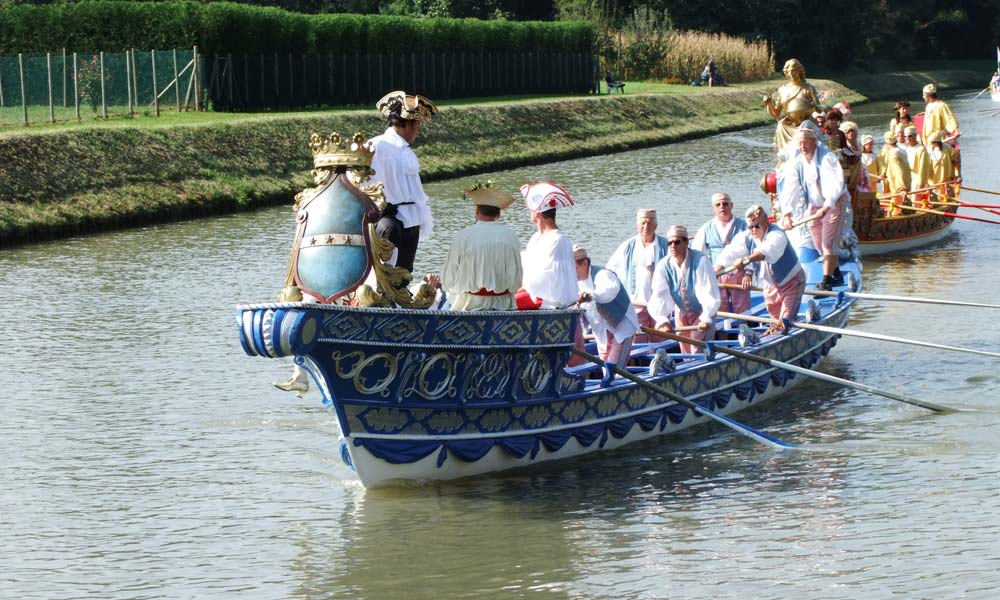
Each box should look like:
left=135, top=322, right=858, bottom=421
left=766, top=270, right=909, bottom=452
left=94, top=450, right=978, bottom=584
left=763, top=58, right=821, bottom=160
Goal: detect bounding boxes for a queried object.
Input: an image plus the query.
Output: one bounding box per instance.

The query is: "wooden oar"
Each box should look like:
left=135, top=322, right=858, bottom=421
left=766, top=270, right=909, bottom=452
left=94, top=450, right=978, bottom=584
left=961, top=185, right=1000, bottom=197
left=717, top=310, right=1000, bottom=360
left=571, top=347, right=799, bottom=450
left=642, top=326, right=956, bottom=413
left=928, top=200, right=1000, bottom=217
left=888, top=203, right=1000, bottom=225
left=717, top=282, right=1000, bottom=309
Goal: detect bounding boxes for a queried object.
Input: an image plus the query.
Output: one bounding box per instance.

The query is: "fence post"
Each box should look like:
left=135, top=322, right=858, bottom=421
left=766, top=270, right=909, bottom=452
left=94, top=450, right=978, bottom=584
left=287, top=53, right=293, bottom=101
left=1, top=62, right=6, bottom=107
left=193, top=45, right=201, bottom=111
left=260, top=54, right=266, bottom=106
left=62, top=48, right=67, bottom=107
left=273, top=52, right=279, bottom=104
left=18, top=53, right=27, bottom=126
left=126, top=50, right=133, bottom=115
left=73, top=52, right=79, bottom=121
left=151, top=49, right=159, bottom=116
left=47, top=52, right=55, bottom=123
left=100, top=52, right=107, bottom=118
left=131, top=49, right=139, bottom=110
left=173, top=49, right=181, bottom=111
left=227, top=53, right=234, bottom=105
left=244, top=54, right=249, bottom=108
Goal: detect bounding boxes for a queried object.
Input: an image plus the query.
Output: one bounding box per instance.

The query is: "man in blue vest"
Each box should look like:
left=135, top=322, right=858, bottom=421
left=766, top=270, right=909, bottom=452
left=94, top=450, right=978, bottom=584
left=717, top=205, right=806, bottom=336
left=574, top=245, right=640, bottom=364
left=606, top=208, right=670, bottom=334
left=648, top=225, right=721, bottom=354
left=691, top=192, right=752, bottom=315
left=778, top=124, right=848, bottom=291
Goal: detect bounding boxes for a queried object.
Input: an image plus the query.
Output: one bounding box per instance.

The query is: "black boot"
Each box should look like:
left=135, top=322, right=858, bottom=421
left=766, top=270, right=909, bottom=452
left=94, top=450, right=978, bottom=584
left=815, top=276, right=833, bottom=291
left=830, top=268, right=844, bottom=286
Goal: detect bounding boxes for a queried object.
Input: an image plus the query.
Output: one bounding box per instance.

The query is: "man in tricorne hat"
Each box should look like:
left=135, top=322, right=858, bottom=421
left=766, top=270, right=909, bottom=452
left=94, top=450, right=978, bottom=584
left=648, top=225, right=721, bottom=354
left=717, top=205, right=806, bottom=336
left=691, top=192, right=751, bottom=316
left=921, top=83, right=960, bottom=144
left=518, top=181, right=578, bottom=310
left=606, top=208, right=670, bottom=332
left=778, top=124, right=849, bottom=291
left=881, top=131, right=912, bottom=216
left=368, top=90, right=438, bottom=273
left=442, top=186, right=522, bottom=311
left=574, top=244, right=639, bottom=364
left=903, top=125, right=931, bottom=193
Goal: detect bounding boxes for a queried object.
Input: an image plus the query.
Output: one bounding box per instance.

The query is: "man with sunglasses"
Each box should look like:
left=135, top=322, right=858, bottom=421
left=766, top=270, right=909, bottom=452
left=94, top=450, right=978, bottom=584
left=648, top=225, right=721, bottom=354
left=692, top=192, right=752, bottom=315
left=717, top=205, right=806, bottom=336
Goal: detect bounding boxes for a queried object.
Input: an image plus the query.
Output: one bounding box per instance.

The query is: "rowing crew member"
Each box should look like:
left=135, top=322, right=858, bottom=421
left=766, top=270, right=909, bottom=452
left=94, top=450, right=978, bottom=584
left=649, top=225, right=721, bottom=355
left=574, top=244, right=639, bottom=364
left=691, top=192, right=751, bottom=315
left=606, top=208, right=670, bottom=333
left=717, top=205, right=806, bottom=336
left=442, top=186, right=522, bottom=311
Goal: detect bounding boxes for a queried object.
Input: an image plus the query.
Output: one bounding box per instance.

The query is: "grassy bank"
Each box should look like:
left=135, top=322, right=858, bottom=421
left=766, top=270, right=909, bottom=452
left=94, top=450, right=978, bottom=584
left=0, top=68, right=983, bottom=246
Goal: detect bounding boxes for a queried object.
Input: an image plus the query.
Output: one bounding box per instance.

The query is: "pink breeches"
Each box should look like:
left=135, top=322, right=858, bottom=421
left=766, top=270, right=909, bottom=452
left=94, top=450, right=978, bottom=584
left=808, top=203, right=842, bottom=257
left=676, top=311, right=714, bottom=355
left=764, top=270, right=807, bottom=322
left=717, top=270, right=751, bottom=314
left=600, top=330, right=635, bottom=365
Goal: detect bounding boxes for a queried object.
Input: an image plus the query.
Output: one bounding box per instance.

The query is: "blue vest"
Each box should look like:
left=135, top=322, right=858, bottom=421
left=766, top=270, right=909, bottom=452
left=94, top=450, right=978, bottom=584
left=744, top=225, right=801, bottom=284
left=590, top=265, right=631, bottom=328
left=703, top=218, right=748, bottom=262
left=662, top=250, right=707, bottom=315
left=622, top=235, right=670, bottom=296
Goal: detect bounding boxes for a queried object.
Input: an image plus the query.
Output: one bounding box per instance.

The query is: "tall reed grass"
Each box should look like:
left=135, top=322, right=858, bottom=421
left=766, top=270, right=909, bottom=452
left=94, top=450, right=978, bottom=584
left=610, top=30, right=775, bottom=84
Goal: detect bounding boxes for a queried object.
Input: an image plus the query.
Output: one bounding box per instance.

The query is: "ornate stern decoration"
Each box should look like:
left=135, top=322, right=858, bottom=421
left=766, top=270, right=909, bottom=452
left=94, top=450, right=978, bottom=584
left=278, top=132, right=433, bottom=308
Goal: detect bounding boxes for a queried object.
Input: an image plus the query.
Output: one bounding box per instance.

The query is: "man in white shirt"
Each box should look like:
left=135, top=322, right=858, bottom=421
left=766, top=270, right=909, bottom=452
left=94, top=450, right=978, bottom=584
left=518, top=181, right=578, bottom=310
left=778, top=125, right=848, bottom=291
left=369, top=90, right=437, bottom=273
left=574, top=245, right=639, bottom=364
left=648, top=225, right=721, bottom=354
left=717, top=205, right=806, bottom=336
left=442, top=186, right=522, bottom=311
left=606, top=208, right=669, bottom=331
left=691, top=192, right=751, bottom=315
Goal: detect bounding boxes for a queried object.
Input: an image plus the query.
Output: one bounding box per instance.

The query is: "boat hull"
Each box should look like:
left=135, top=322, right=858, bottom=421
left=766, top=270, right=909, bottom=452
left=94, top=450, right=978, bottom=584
left=237, top=261, right=857, bottom=487
left=853, top=190, right=957, bottom=256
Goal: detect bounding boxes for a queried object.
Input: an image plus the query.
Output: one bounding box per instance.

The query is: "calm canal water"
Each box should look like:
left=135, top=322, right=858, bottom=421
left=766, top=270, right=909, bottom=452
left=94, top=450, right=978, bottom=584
left=3, top=98, right=999, bottom=599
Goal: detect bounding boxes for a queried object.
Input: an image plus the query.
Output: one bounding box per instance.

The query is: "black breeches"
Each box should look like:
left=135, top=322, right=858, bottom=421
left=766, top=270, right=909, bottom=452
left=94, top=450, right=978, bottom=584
left=376, top=215, right=420, bottom=273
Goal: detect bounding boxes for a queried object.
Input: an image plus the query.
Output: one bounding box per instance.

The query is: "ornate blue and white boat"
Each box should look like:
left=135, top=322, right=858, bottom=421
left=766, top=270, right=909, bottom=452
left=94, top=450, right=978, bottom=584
left=235, top=132, right=860, bottom=488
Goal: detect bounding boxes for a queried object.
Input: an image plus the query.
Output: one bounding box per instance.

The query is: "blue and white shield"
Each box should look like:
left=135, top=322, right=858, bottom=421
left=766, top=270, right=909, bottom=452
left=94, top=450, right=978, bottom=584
left=293, top=173, right=378, bottom=303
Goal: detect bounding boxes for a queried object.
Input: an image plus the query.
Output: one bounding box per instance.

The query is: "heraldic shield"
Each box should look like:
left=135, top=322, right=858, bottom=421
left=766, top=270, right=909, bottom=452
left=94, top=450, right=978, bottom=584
left=292, top=173, right=378, bottom=303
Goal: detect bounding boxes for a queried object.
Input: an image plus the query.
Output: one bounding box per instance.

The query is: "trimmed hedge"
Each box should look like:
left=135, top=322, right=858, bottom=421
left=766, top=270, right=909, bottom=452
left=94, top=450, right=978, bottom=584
left=0, top=1, right=595, bottom=55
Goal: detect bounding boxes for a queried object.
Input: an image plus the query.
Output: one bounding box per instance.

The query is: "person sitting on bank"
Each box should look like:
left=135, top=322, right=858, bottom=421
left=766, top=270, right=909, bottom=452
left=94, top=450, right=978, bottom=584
left=574, top=245, right=639, bottom=364
left=442, top=185, right=522, bottom=311
left=648, top=225, right=721, bottom=355
left=717, top=205, right=806, bottom=336
left=369, top=90, right=437, bottom=274
left=700, top=60, right=724, bottom=86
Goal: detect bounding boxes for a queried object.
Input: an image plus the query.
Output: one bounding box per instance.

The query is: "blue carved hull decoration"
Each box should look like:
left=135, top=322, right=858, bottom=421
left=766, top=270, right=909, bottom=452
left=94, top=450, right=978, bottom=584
left=237, top=261, right=861, bottom=488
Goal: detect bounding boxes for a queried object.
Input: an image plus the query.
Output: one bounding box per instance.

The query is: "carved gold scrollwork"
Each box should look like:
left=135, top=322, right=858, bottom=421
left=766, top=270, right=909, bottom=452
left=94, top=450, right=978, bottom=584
left=463, top=353, right=513, bottom=401
left=401, top=352, right=464, bottom=401
left=331, top=350, right=402, bottom=397
left=521, top=352, right=552, bottom=395
left=355, top=223, right=435, bottom=309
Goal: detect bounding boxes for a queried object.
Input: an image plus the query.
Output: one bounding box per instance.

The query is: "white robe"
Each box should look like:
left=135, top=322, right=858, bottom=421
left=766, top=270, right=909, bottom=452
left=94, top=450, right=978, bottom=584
left=523, top=229, right=577, bottom=309
left=443, top=221, right=522, bottom=311
left=368, top=127, right=434, bottom=238
left=648, top=250, right=721, bottom=327
left=605, top=235, right=663, bottom=306
left=717, top=230, right=802, bottom=287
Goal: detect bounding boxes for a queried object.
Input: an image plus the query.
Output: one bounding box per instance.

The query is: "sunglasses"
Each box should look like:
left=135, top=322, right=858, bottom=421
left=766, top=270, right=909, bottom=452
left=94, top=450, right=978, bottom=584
left=748, top=223, right=763, bottom=229
left=667, top=239, right=686, bottom=246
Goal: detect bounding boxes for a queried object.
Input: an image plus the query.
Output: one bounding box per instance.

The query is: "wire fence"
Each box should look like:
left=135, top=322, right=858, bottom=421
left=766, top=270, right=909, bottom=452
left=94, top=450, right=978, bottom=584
left=205, top=52, right=598, bottom=110
left=0, top=47, right=202, bottom=126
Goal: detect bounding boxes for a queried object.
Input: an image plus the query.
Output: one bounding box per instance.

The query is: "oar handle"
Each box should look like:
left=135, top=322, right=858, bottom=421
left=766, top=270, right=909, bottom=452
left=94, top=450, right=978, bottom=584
left=961, top=185, right=1000, bottom=197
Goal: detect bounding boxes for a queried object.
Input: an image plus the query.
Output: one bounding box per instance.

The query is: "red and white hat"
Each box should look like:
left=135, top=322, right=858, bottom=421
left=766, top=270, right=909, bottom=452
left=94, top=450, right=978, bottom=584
left=520, top=181, right=575, bottom=212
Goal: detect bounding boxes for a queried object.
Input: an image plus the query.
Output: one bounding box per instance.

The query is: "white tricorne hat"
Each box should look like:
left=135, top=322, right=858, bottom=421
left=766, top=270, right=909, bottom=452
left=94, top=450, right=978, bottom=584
left=520, top=181, right=575, bottom=212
